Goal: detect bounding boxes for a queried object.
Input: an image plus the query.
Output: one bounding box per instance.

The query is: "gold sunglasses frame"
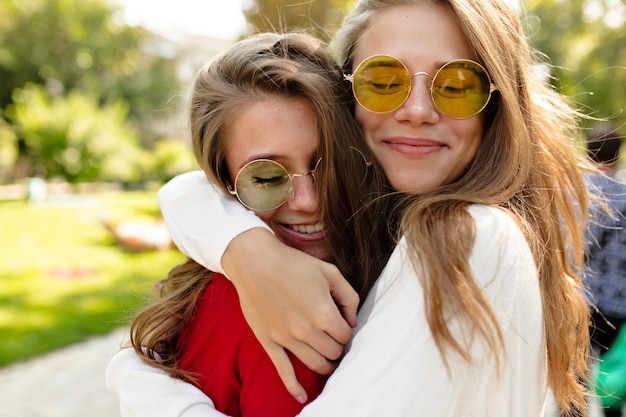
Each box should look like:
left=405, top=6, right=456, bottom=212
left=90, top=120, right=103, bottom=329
left=227, top=157, right=322, bottom=211
left=345, top=55, right=498, bottom=119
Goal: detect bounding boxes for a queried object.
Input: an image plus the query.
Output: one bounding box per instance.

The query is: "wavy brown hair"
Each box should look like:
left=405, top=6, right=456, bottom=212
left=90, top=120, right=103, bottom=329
left=130, top=32, right=395, bottom=381
left=332, top=0, right=594, bottom=414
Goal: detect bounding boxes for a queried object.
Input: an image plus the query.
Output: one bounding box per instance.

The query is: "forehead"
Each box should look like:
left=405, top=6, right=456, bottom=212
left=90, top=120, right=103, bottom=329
left=224, top=97, right=319, bottom=170
left=353, top=4, right=475, bottom=70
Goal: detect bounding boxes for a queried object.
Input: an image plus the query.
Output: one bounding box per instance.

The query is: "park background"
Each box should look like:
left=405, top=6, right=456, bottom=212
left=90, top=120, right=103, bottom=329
left=0, top=0, right=624, bottom=381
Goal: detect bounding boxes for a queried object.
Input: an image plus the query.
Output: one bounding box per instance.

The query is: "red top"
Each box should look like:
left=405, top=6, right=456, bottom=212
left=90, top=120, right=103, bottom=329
left=179, top=273, right=328, bottom=417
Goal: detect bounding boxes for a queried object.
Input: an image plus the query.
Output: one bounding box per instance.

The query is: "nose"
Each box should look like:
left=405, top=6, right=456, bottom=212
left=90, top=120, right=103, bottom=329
left=394, top=74, right=439, bottom=124
left=286, top=175, right=319, bottom=213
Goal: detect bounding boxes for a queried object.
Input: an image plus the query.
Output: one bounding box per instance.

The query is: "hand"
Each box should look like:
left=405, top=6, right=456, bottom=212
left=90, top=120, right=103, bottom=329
left=222, top=228, right=359, bottom=403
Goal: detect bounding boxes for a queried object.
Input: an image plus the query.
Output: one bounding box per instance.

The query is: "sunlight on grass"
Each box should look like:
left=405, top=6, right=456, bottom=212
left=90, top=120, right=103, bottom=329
left=0, top=191, right=186, bottom=367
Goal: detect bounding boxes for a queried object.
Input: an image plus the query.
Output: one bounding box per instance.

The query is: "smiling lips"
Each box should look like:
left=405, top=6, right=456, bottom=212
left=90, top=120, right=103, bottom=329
left=383, top=137, right=445, bottom=156
left=287, top=222, right=324, bottom=234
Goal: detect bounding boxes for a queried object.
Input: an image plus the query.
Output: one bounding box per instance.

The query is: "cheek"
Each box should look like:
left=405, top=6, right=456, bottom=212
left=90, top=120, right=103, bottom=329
left=355, top=106, right=384, bottom=150
left=451, top=117, right=483, bottom=154
left=467, top=125, right=483, bottom=157
left=452, top=125, right=483, bottom=183
left=354, top=106, right=374, bottom=132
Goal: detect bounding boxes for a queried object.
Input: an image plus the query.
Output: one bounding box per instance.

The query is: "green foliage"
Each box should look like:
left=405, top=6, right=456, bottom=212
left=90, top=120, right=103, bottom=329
left=0, top=0, right=179, bottom=122
left=6, top=84, right=150, bottom=183
left=0, top=115, right=17, bottom=181
left=0, top=0, right=182, bottom=183
left=523, top=0, right=626, bottom=133
left=150, top=139, right=198, bottom=183
left=0, top=191, right=186, bottom=367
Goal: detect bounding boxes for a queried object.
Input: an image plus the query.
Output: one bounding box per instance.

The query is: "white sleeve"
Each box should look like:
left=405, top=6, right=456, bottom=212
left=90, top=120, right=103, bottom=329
left=157, top=171, right=272, bottom=273
left=105, top=348, right=230, bottom=417
left=298, top=205, right=547, bottom=417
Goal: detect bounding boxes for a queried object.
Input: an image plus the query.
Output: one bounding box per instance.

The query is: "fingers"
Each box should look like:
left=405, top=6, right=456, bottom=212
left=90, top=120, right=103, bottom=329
left=263, top=343, right=308, bottom=403
left=223, top=231, right=358, bottom=388
left=304, top=303, right=352, bottom=359
left=279, top=320, right=344, bottom=371
left=325, top=267, right=360, bottom=330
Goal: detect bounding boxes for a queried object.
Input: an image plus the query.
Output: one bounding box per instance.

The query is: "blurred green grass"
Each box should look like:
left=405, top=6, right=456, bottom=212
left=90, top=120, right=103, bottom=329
left=0, top=191, right=186, bottom=368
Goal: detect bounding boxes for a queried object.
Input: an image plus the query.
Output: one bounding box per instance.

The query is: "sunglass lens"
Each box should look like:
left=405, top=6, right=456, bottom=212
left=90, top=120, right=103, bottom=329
left=432, top=60, right=492, bottom=118
left=236, top=160, right=290, bottom=211
left=353, top=56, right=410, bottom=113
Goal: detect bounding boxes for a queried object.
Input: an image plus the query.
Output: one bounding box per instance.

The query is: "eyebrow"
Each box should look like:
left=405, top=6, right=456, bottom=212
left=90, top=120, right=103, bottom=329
left=241, top=153, right=283, bottom=167
left=237, top=154, right=320, bottom=171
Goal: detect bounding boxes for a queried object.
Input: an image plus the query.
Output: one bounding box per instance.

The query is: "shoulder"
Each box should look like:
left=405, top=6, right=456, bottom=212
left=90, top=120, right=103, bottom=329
left=467, top=203, right=533, bottom=254
left=382, top=205, right=537, bottom=303
left=466, top=205, right=541, bottom=322
left=390, top=205, right=531, bottom=276
left=467, top=205, right=530, bottom=258
left=467, top=204, right=524, bottom=236
left=466, top=204, right=538, bottom=292
left=162, top=170, right=210, bottom=188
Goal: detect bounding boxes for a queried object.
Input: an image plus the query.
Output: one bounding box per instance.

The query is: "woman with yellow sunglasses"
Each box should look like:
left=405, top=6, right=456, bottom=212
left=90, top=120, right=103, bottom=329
left=109, top=1, right=595, bottom=416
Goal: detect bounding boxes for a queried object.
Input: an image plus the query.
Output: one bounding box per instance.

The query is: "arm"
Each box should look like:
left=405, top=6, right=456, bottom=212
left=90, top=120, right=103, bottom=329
left=105, top=348, right=229, bottom=417
left=157, top=171, right=272, bottom=273
left=298, top=205, right=547, bottom=416
left=158, top=171, right=359, bottom=400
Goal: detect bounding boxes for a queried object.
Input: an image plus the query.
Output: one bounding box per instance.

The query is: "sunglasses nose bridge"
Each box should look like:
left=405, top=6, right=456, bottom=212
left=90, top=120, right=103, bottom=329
left=289, top=169, right=315, bottom=184
left=283, top=158, right=321, bottom=201
left=408, top=71, right=434, bottom=91
left=286, top=172, right=317, bottom=204
left=409, top=71, right=432, bottom=80
left=402, top=70, right=438, bottom=111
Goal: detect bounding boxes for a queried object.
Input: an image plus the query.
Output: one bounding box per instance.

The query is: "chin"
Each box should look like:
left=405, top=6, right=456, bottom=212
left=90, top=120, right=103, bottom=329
left=389, top=173, right=443, bottom=194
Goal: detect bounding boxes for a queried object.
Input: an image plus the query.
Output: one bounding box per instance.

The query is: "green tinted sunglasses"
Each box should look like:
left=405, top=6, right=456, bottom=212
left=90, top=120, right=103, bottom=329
left=227, top=158, right=322, bottom=211
left=345, top=55, right=497, bottom=119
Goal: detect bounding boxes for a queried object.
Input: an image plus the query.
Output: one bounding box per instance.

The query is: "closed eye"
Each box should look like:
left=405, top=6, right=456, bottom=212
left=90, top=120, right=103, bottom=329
left=251, top=175, right=289, bottom=188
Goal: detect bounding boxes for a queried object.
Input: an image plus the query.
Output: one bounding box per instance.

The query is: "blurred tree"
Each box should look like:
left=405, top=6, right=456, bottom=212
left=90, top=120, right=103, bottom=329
left=6, top=84, right=150, bottom=183
left=523, top=0, right=625, bottom=134
left=0, top=114, right=18, bottom=182
left=243, top=0, right=352, bottom=40
left=0, top=0, right=181, bottom=181
left=150, top=139, right=198, bottom=183
left=0, top=0, right=178, bottom=122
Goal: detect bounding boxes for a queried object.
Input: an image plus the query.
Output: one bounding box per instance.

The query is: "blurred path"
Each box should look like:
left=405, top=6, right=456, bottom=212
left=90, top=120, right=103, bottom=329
left=1, top=326, right=620, bottom=417
left=0, top=327, right=127, bottom=417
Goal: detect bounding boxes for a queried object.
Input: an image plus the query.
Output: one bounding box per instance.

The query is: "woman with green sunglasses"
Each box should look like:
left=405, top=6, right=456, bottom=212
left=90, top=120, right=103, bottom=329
left=109, top=1, right=595, bottom=416
left=108, top=31, right=393, bottom=417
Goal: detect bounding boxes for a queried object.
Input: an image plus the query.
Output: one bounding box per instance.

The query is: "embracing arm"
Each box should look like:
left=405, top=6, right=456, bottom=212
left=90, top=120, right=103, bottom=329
left=158, top=171, right=358, bottom=401
left=105, top=348, right=228, bottom=417
left=157, top=171, right=272, bottom=273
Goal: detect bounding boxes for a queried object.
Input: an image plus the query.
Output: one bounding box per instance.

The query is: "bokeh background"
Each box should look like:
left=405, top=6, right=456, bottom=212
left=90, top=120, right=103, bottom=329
left=0, top=0, right=624, bottom=416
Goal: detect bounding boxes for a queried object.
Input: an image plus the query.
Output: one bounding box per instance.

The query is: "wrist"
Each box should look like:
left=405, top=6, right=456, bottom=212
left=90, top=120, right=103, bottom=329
left=221, top=227, right=279, bottom=282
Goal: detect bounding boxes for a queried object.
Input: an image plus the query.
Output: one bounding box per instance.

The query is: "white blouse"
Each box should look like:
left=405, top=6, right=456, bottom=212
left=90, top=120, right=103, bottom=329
left=106, top=171, right=548, bottom=417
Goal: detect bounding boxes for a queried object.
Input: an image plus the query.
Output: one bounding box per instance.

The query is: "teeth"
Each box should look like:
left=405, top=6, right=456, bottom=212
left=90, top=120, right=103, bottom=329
left=289, top=222, right=324, bottom=234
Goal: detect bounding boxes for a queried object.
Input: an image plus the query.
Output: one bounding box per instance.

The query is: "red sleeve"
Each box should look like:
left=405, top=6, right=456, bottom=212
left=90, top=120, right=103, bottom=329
left=179, top=274, right=328, bottom=417
left=238, top=339, right=328, bottom=417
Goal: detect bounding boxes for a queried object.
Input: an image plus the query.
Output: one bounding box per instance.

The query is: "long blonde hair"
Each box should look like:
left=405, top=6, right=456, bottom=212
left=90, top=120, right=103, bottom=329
left=332, top=0, right=592, bottom=414
left=130, top=32, right=395, bottom=381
